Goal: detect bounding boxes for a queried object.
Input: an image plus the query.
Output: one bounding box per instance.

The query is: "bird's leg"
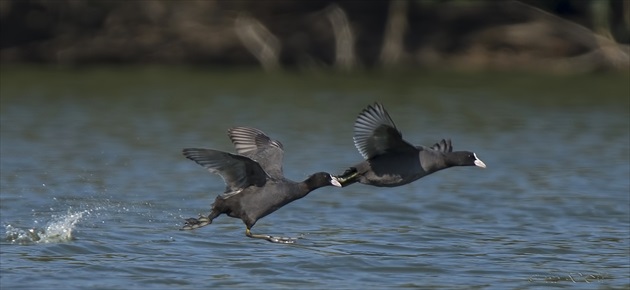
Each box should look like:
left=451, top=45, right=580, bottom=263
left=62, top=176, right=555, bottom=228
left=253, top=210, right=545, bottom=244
left=245, top=228, right=298, bottom=244
left=180, top=211, right=219, bottom=230
left=334, top=168, right=359, bottom=187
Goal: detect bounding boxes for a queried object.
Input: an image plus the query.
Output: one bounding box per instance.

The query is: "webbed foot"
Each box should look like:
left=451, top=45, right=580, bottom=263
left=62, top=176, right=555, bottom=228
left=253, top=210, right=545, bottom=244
left=267, top=235, right=298, bottom=244
left=246, top=228, right=302, bottom=244
left=334, top=168, right=358, bottom=187
left=180, top=214, right=212, bottom=230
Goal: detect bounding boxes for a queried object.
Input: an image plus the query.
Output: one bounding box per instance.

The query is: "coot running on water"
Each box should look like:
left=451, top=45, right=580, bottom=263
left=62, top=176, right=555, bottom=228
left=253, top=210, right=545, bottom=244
left=181, top=127, right=341, bottom=243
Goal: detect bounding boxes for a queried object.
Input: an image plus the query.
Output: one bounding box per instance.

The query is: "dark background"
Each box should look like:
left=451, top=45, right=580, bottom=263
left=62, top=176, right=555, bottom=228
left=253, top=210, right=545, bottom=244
left=1, top=0, right=629, bottom=72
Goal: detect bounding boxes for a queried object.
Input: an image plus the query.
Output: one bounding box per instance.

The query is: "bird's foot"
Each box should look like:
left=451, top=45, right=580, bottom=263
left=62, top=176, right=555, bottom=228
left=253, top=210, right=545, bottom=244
left=246, top=228, right=303, bottom=244
left=180, top=214, right=212, bottom=230
left=266, top=235, right=299, bottom=244
left=334, top=168, right=358, bottom=186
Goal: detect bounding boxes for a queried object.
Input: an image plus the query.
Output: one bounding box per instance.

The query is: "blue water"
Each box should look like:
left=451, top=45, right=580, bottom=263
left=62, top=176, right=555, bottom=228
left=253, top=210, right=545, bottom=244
left=1, top=69, right=629, bottom=289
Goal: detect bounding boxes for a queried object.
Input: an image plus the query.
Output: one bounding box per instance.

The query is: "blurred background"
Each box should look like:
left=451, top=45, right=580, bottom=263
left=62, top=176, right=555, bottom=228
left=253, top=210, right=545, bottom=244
left=1, top=0, right=629, bottom=71
left=1, top=1, right=629, bottom=289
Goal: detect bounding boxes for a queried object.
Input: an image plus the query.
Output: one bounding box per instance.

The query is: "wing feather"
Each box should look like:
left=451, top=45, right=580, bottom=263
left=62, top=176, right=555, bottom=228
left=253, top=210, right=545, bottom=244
left=182, top=148, right=268, bottom=195
left=353, top=103, right=415, bottom=159
left=228, top=127, right=284, bottom=178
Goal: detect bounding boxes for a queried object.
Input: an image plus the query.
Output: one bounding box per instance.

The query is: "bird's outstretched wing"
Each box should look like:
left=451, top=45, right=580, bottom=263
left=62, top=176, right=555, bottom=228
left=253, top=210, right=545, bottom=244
left=227, top=126, right=284, bottom=178
left=183, top=148, right=268, bottom=195
left=353, top=103, right=415, bottom=159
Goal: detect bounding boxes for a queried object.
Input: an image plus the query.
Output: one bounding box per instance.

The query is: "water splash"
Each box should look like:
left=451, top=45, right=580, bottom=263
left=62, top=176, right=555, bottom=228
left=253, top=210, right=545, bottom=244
left=5, top=209, right=87, bottom=245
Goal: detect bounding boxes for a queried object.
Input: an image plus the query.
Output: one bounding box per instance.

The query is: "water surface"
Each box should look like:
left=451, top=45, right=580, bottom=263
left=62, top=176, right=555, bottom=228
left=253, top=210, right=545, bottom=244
left=1, top=67, right=629, bottom=289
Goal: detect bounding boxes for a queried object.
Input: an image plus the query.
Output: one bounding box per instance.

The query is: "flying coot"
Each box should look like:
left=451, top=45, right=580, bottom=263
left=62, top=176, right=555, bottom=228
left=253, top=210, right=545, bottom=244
left=181, top=127, right=342, bottom=243
left=335, top=103, right=486, bottom=187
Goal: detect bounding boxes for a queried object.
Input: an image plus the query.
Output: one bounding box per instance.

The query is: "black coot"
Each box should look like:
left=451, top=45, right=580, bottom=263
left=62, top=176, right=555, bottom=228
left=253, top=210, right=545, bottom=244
left=336, top=103, right=486, bottom=187
left=181, top=127, right=341, bottom=243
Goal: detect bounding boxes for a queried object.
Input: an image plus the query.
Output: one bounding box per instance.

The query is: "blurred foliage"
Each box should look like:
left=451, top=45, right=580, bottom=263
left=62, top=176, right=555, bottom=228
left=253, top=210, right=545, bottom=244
left=0, top=0, right=628, bottom=72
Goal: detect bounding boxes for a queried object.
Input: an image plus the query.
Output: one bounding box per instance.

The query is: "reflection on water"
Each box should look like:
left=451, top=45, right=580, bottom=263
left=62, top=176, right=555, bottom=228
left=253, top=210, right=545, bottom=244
left=1, top=68, right=628, bottom=289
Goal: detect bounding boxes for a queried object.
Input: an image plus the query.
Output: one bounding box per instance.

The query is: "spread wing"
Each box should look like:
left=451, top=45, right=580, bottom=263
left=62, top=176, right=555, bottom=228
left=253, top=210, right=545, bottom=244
left=353, top=102, right=415, bottom=159
left=182, top=148, right=268, bottom=195
left=227, top=127, right=284, bottom=178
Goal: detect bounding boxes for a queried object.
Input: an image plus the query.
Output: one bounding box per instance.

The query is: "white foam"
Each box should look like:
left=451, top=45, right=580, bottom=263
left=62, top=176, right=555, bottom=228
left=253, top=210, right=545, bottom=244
left=5, top=209, right=87, bottom=244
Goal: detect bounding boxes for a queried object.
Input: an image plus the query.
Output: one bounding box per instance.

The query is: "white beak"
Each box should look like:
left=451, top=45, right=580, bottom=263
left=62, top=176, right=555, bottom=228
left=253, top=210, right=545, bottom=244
left=330, top=176, right=343, bottom=187
left=473, top=153, right=486, bottom=168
